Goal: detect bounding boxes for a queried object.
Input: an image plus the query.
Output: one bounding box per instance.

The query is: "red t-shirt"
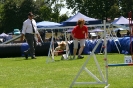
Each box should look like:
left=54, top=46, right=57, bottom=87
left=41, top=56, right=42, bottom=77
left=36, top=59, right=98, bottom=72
left=72, top=25, right=88, bottom=39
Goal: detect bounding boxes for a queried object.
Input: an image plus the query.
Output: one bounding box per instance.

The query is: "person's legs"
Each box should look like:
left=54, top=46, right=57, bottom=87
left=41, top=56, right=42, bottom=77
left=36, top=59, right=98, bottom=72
left=25, top=34, right=35, bottom=59
left=73, top=39, right=78, bottom=59
left=78, top=46, right=84, bottom=56
left=32, top=36, right=37, bottom=58
left=78, top=39, right=85, bottom=59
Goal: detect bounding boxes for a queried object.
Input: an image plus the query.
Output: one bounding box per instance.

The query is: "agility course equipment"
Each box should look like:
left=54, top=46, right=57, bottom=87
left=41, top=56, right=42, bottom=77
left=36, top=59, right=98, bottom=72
left=0, top=42, right=51, bottom=58
left=129, top=11, right=133, bottom=59
left=99, top=24, right=121, bottom=54
left=1, top=36, right=131, bottom=58
left=45, top=24, right=111, bottom=63
left=46, top=30, right=71, bottom=63
left=108, top=63, right=133, bottom=67
left=108, top=12, right=133, bottom=65
left=69, top=20, right=109, bottom=88
left=47, top=31, right=56, bottom=62
left=69, top=19, right=133, bottom=88
left=2, top=34, right=21, bottom=44
left=108, top=25, right=121, bottom=53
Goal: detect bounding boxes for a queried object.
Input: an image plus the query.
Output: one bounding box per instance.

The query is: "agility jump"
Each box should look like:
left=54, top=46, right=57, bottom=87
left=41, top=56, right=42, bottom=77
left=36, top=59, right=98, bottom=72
left=69, top=20, right=109, bottom=88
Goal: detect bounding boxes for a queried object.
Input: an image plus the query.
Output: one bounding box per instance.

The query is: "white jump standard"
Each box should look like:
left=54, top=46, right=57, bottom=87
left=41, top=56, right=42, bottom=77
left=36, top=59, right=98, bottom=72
left=69, top=20, right=110, bottom=88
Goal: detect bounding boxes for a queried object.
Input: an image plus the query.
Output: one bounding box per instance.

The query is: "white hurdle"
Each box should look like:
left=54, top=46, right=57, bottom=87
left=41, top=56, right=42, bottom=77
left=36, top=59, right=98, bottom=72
left=46, top=31, right=55, bottom=63
left=69, top=20, right=110, bottom=88
left=46, top=30, right=71, bottom=63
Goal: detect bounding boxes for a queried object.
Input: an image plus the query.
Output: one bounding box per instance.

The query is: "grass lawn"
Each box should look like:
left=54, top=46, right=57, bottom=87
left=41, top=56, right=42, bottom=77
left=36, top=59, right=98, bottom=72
left=0, top=54, right=133, bottom=88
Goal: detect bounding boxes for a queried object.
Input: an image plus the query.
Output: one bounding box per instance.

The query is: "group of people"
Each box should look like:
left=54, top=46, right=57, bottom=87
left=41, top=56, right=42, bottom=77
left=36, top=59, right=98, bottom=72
left=116, top=29, right=130, bottom=37
left=20, top=12, right=88, bottom=60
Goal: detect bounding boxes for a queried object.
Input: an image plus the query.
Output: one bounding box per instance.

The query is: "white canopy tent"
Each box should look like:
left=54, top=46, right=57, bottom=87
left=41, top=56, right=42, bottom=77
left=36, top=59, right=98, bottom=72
left=111, top=16, right=129, bottom=24
left=0, top=33, right=9, bottom=37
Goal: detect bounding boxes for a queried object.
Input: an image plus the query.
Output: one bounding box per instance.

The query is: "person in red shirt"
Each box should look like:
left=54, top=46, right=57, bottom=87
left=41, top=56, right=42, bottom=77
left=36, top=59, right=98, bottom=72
left=71, top=18, right=88, bottom=59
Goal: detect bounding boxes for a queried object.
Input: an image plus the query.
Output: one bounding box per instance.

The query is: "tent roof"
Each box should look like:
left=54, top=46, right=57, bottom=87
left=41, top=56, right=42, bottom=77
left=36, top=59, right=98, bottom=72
left=111, top=16, right=129, bottom=24
left=37, top=21, right=62, bottom=28
left=0, top=33, right=9, bottom=37
left=62, top=12, right=102, bottom=26
left=64, top=12, right=97, bottom=22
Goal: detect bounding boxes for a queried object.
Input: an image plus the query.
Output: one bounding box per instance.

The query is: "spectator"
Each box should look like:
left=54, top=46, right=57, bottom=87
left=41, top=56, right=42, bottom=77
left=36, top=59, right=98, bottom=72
left=126, top=30, right=130, bottom=36
left=116, top=30, right=121, bottom=37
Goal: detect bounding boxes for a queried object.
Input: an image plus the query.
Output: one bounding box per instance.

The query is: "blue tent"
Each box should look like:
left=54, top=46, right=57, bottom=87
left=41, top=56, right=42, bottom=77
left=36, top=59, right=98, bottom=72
left=111, top=16, right=129, bottom=24
left=37, top=21, right=62, bottom=28
left=62, top=12, right=102, bottom=26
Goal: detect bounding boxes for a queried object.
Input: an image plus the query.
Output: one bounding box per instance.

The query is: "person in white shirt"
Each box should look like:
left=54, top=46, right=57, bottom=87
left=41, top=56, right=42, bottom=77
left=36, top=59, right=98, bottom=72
left=21, top=12, right=40, bottom=59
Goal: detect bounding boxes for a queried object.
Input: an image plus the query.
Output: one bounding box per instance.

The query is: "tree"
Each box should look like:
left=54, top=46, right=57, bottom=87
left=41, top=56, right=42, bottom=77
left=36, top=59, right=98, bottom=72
left=66, top=0, right=120, bottom=20
left=38, top=4, right=52, bottom=21
left=1, top=0, right=19, bottom=33
left=0, top=1, right=4, bottom=30
left=18, top=0, right=39, bottom=29
left=120, top=0, right=133, bottom=17
left=34, top=0, right=52, bottom=22
left=59, top=13, right=69, bottom=23
left=49, top=0, right=65, bottom=22
left=108, top=4, right=121, bottom=20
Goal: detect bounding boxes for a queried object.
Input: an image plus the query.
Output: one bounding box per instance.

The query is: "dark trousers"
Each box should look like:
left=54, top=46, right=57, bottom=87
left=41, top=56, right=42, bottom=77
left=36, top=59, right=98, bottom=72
left=25, top=33, right=37, bottom=58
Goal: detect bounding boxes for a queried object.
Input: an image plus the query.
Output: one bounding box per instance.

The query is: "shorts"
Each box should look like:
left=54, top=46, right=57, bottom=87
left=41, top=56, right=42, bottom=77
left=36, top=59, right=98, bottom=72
left=73, top=39, right=86, bottom=49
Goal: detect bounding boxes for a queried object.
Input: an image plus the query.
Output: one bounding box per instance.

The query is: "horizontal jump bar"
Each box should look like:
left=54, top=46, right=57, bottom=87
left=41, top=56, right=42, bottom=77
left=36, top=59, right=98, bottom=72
left=54, top=50, right=66, bottom=53
left=108, top=63, right=133, bottom=67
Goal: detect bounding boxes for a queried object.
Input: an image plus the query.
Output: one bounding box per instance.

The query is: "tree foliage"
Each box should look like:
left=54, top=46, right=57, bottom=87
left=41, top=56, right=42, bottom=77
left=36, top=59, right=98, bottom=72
left=59, top=14, right=69, bottom=23
left=66, top=0, right=120, bottom=20
left=120, top=0, right=133, bottom=17
left=18, top=0, right=38, bottom=29
left=0, top=0, right=133, bottom=33
left=1, top=0, right=19, bottom=32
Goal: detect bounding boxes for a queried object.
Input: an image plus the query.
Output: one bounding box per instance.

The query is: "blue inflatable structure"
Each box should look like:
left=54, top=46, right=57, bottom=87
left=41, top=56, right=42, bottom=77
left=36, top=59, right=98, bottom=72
left=69, top=37, right=132, bottom=55
left=0, top=37, right=132, bottom=58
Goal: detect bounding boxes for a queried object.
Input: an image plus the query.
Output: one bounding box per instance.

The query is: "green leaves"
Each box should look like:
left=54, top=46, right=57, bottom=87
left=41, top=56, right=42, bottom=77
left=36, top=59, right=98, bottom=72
left=0, top=0, right=68, bottom=33
left=1, top=0, right=19, bottom=32
left=0, top=0, right=133, bottom=33
left=66, top=0, right=124, bottom=20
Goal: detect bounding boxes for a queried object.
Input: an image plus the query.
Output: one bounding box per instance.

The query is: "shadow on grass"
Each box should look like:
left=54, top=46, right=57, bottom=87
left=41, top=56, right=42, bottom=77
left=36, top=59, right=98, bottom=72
left=14, top=58, right=34, bottom=61
left=53, top=58, right=82, bottom=62
left=54, top=60, right=61, bottom=62
left=73, top=87, right=103, bottom=88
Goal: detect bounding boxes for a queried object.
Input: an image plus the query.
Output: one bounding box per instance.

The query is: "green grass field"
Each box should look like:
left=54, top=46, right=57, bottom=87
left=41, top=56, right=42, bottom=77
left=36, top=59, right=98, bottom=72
left=0, top=54, right=133, bottom=88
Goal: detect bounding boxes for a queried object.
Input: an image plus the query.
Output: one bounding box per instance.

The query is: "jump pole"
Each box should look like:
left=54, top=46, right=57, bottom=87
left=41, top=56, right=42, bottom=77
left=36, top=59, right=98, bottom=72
left=69, top=20, right=110, bottom=88
left=108, top=63, right=133, bottom=67
left=47, top=29, right=72, bottom=62
left=46, top=31, right=55, bottom=63
left=129, top=11, right=133, bottom=60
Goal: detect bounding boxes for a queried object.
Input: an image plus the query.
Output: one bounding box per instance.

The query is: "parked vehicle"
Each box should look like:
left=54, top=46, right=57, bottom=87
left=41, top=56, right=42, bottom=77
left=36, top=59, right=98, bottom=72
left=13, top=29, right=21, bottom=35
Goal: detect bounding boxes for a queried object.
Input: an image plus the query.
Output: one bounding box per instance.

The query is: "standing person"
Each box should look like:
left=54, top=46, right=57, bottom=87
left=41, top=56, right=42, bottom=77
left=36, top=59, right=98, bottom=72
left=116, top=29, right=121, bottom=37
left=21, top=12, right=40, bottom=59
left=71, top=18, right=88, bottom=59
left=126, top=30, right=130, bottom=36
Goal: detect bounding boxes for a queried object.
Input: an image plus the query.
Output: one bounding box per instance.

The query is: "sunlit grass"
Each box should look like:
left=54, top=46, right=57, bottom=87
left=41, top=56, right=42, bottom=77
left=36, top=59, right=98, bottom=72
left=0, top=54, right=133, bottom=88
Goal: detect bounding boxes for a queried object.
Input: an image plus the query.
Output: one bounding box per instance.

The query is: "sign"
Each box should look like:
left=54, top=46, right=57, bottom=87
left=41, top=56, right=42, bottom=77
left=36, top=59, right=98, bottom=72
left=124, top=56, right=132, bottom=63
